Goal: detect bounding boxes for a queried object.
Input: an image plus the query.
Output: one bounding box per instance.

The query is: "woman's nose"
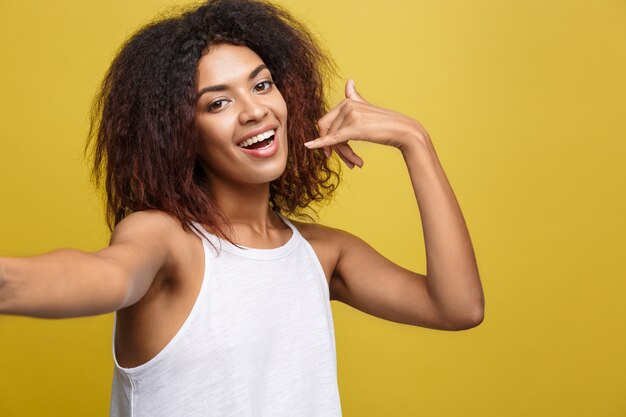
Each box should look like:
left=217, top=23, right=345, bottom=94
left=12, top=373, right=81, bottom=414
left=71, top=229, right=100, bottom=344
left=238, top=95, right=269, bottom=124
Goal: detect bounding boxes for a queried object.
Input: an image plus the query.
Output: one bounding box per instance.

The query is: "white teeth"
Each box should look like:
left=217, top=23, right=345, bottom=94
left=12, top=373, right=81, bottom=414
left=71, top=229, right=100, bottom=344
left=238, top=129, right=275, bottom=148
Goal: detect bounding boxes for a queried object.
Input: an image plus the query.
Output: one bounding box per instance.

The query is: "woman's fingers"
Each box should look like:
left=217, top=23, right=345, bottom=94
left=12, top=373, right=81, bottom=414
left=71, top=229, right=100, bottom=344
left=317, top=98, right=350, bottom=136
left=345, top=79, right=368, bottom=104
left=335, top=151, right=355, bottom=169
left=334, top=142, right=363, bottom=168
left=317, top=100, right=350, bottom=160
left=317, top=100, right=352, bottom=164
left=307, top=79, right=429, bottom=155
left=305, top=125, right=359, bottom=149
left=333, top=145, right=355, bottom=169
left=325, top=102, right=349, bottom=138
left=309, top=80, right=377, bottom=166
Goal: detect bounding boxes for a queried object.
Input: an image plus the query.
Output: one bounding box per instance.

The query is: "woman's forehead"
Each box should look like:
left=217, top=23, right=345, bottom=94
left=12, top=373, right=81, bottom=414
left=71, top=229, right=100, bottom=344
left=196, top=44, right=267, bottom=88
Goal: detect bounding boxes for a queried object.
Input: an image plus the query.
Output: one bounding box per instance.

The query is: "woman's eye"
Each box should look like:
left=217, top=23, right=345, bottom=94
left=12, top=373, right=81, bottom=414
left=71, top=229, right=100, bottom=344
left=208, top=99, right=227, bottom=111
left=254, top=81, right=274, bottom=92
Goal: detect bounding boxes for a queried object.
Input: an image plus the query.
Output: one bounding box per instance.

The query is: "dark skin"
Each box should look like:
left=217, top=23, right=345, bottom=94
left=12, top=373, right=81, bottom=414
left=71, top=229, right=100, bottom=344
left=0, top=44, right=484, bottom=368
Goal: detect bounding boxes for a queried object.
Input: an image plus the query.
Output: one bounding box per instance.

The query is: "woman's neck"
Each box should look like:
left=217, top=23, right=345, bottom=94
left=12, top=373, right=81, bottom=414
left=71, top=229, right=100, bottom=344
left=208, top=179, right=284, bottom=239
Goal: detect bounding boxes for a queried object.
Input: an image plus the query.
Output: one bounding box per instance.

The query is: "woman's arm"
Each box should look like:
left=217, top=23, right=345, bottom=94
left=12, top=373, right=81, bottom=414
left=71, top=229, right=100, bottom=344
left=400, top=133, right=484, bottom=327
left=305, top=80, right=484, bottom=330
left=0, top=210, right=178, bottom=318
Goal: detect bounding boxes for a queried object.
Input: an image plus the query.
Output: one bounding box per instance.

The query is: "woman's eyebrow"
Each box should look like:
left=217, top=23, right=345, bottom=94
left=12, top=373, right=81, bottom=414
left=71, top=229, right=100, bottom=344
left=197, top=64, right=268, bottom=99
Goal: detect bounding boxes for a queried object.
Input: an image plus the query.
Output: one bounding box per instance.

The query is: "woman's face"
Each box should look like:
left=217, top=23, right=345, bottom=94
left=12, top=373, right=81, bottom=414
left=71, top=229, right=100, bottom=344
left=194, top=43, right=288, bottom=188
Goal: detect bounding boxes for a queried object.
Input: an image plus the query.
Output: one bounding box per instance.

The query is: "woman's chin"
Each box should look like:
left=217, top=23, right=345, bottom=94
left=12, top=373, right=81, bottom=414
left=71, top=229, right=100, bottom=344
left=236, top=162, right=288, bottom=186
left=260, top=165, right=288, bottom=184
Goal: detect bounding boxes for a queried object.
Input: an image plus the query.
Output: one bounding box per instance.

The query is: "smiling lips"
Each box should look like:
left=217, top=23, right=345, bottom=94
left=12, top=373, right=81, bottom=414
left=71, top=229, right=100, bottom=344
left=237, top=129, right=276, bottom=149
left=237, top=128, right=279, bottom=157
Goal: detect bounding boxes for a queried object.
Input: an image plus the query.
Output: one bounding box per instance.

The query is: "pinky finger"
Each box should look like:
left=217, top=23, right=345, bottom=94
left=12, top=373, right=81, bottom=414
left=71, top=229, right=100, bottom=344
left=333, top=146, right=355, bottom=169
left=335, top=142, right=364, bottom=168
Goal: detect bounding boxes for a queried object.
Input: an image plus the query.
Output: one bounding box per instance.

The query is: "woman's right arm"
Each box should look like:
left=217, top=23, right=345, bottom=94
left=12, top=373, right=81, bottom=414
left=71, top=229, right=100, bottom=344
left=0, top=210, right=179, bottom=318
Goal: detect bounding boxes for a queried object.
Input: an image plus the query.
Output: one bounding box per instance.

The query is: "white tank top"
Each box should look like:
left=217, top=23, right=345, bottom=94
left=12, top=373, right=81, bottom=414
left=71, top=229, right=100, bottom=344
left=109, top=215, right=342, bottom=417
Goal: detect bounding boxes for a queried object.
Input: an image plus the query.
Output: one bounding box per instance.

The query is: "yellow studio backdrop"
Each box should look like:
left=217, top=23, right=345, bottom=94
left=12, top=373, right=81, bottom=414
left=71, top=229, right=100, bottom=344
left=0, top=0, right=624, bottom=416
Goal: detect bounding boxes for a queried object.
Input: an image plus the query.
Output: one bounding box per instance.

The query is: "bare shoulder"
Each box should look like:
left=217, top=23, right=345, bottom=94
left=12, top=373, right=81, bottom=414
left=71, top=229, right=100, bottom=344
left=110, top=209, right=200, bottom=251
left=111, top=210, right=185, bottom=242
left=289, top=219, right=362, bottom=251
left=290, top=219, right=349, bottom=247
left=109, top=210, right=202, bottom=282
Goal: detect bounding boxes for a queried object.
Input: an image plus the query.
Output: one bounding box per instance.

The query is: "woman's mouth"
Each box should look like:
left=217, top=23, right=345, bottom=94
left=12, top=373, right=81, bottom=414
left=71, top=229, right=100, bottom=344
left=237, top=129, right=275, bottom=150
left=237, top=128, right=279, bottom=157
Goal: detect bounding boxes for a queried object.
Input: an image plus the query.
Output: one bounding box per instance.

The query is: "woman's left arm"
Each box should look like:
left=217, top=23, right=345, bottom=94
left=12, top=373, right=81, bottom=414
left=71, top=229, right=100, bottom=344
left=304, top=80, right=484, bottom=330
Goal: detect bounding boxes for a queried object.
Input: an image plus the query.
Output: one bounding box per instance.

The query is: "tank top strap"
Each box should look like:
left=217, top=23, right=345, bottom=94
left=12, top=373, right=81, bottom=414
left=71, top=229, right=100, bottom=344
left=188, top=220, right=205, bottom=239
left=276, top=213, right=301, bottom=240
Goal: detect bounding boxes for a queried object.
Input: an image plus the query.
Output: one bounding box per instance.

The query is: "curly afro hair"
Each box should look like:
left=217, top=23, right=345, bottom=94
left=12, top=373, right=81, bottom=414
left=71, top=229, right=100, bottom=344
left=88, top=0, right=340, bottom=242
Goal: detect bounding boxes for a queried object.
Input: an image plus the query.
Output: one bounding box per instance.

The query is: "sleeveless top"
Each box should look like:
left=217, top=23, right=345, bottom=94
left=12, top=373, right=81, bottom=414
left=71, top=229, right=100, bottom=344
left=109, top=215, right=342, bottom=417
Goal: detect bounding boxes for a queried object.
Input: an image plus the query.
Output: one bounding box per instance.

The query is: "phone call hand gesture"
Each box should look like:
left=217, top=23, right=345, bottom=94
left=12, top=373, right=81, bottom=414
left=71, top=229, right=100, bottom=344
left=304, top=79, right=431, bottom=169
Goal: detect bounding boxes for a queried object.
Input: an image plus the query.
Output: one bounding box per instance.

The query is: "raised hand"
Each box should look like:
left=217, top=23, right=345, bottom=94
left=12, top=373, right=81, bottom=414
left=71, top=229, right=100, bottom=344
left=304, top=79, right=484, bottom=331
left=304, top=79, right=431, bottom=169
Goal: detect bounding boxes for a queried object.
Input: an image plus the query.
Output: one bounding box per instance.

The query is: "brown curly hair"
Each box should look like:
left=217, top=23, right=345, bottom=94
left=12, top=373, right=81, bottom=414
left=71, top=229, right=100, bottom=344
left=87, top=0, right=340, bottom=243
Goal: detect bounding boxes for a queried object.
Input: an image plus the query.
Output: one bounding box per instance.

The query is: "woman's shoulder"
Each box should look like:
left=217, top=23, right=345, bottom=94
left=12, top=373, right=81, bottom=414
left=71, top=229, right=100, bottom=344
left=112, top=209, right=185, bottom=237
left=109, top=210, right=196, bottom=255
left=289, top=218, right=355, bottom=247
left=109, top=209, right=203, bottom=286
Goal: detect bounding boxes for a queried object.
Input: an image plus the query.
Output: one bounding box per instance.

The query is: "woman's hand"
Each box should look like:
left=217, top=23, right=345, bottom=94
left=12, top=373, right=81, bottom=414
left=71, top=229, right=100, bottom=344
left=304, top=79, right=431, bottom=168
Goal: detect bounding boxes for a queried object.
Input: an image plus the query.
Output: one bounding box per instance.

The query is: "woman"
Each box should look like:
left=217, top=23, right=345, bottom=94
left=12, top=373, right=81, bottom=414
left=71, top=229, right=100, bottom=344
left=0, top=0, right=484, bottom=415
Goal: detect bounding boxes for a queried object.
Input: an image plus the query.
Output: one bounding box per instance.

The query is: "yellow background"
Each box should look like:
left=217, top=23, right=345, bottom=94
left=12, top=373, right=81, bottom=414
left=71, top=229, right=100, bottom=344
left=1, top=0, right=625, bottom=416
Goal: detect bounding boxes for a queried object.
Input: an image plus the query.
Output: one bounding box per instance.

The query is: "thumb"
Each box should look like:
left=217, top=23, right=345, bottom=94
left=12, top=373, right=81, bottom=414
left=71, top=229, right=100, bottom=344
left=345, top=79, right=367, bottom=103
